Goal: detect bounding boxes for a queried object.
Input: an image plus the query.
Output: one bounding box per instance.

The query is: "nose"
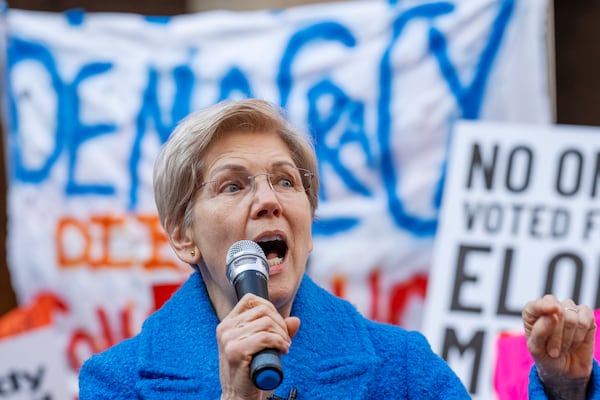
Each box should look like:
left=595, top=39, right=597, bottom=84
left=251, top=173, right=274, bottom=193
left=251, top=174, right=282, bottom=218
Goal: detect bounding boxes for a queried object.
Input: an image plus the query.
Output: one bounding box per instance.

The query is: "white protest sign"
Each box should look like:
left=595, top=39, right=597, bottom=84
left=0, top=327, right=72, bottom=399
left=422, top=120, right=600, bottom=399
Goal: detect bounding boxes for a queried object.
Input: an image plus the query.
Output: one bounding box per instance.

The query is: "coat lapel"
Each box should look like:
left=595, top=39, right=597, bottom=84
left=135, top=272, right=222, bottom=398
left=279, top=275, right=381, bottom=398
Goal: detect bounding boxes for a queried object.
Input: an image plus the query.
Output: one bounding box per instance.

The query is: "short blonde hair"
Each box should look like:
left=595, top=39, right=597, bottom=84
left=153, top=99, right=319, bottom=234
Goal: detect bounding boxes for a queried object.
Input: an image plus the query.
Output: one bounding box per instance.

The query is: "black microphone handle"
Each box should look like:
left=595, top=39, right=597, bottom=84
left=233, top=269, right=284, bottom=391
left=233, top=270, right=269, bottom=301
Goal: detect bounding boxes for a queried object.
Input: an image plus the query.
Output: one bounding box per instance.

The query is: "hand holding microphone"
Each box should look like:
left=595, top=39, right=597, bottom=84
left=225, top=240, right=285, bottom=391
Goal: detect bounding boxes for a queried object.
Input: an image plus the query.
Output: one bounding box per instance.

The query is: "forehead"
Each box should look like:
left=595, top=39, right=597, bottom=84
left=203, top=130, right=293, bottom=171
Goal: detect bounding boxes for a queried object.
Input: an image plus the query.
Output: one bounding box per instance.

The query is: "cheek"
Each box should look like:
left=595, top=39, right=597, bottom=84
left=293, top=209, right=314, bottom=251
left=192, top=204, right=233, bottom=249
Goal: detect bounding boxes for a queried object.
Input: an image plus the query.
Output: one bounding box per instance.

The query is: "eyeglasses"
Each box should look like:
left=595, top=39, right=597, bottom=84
left=199, top=165, right=314, bottom=199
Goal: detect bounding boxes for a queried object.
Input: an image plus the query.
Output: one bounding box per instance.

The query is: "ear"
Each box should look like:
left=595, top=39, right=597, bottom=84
left=167, top=224, right=201, bottom=265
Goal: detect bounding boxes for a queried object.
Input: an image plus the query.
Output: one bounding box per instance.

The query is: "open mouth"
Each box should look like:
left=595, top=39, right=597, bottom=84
left=257, top=237, right=287, bottom=267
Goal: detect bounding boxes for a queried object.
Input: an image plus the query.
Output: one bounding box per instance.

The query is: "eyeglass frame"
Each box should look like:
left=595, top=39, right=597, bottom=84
left=197, top=164, right=315, bottom=199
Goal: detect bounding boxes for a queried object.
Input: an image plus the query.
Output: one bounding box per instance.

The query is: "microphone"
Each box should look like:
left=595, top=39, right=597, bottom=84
left=226, top=240, right=283, bottom=391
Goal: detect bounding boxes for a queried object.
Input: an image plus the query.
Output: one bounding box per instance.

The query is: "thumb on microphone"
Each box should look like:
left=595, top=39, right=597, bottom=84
left=284, top=316, right=301, bottom=348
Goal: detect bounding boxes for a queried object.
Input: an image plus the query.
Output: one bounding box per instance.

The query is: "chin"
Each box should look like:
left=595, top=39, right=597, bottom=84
left=270, top=276, right=300, bottom=302
left=268, top=278, right=291, bottom=297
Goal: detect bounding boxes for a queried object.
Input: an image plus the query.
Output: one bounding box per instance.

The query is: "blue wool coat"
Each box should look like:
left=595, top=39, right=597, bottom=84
left=529, top=361, right=600, bottom=399
left=79, top=272, right=471, bottom=399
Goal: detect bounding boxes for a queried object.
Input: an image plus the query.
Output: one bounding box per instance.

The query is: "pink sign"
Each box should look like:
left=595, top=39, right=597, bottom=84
left=494, top=309, right=600, bottom=399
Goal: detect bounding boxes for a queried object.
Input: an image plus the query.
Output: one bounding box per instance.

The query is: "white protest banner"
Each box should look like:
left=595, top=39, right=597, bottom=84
left=2, top=0, right=551, bottom=394
left=0, top=327, right=73, bottom=399
left=422, top=120, right=600, bottom=399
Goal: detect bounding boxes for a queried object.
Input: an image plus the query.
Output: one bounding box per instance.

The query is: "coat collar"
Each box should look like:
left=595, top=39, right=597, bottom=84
left=136, top=272, right=380, bottom=398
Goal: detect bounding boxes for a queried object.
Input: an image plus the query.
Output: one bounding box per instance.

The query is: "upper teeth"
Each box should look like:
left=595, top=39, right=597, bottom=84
left=258, top=235, right=283, bottom=242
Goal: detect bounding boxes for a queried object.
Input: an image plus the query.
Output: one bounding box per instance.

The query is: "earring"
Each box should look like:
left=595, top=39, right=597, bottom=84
left=190, top=249, right=196, bottom=257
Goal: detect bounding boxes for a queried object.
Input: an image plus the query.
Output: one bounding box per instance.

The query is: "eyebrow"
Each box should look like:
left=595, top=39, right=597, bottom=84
left=207, top=161, right=297, bottom=177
